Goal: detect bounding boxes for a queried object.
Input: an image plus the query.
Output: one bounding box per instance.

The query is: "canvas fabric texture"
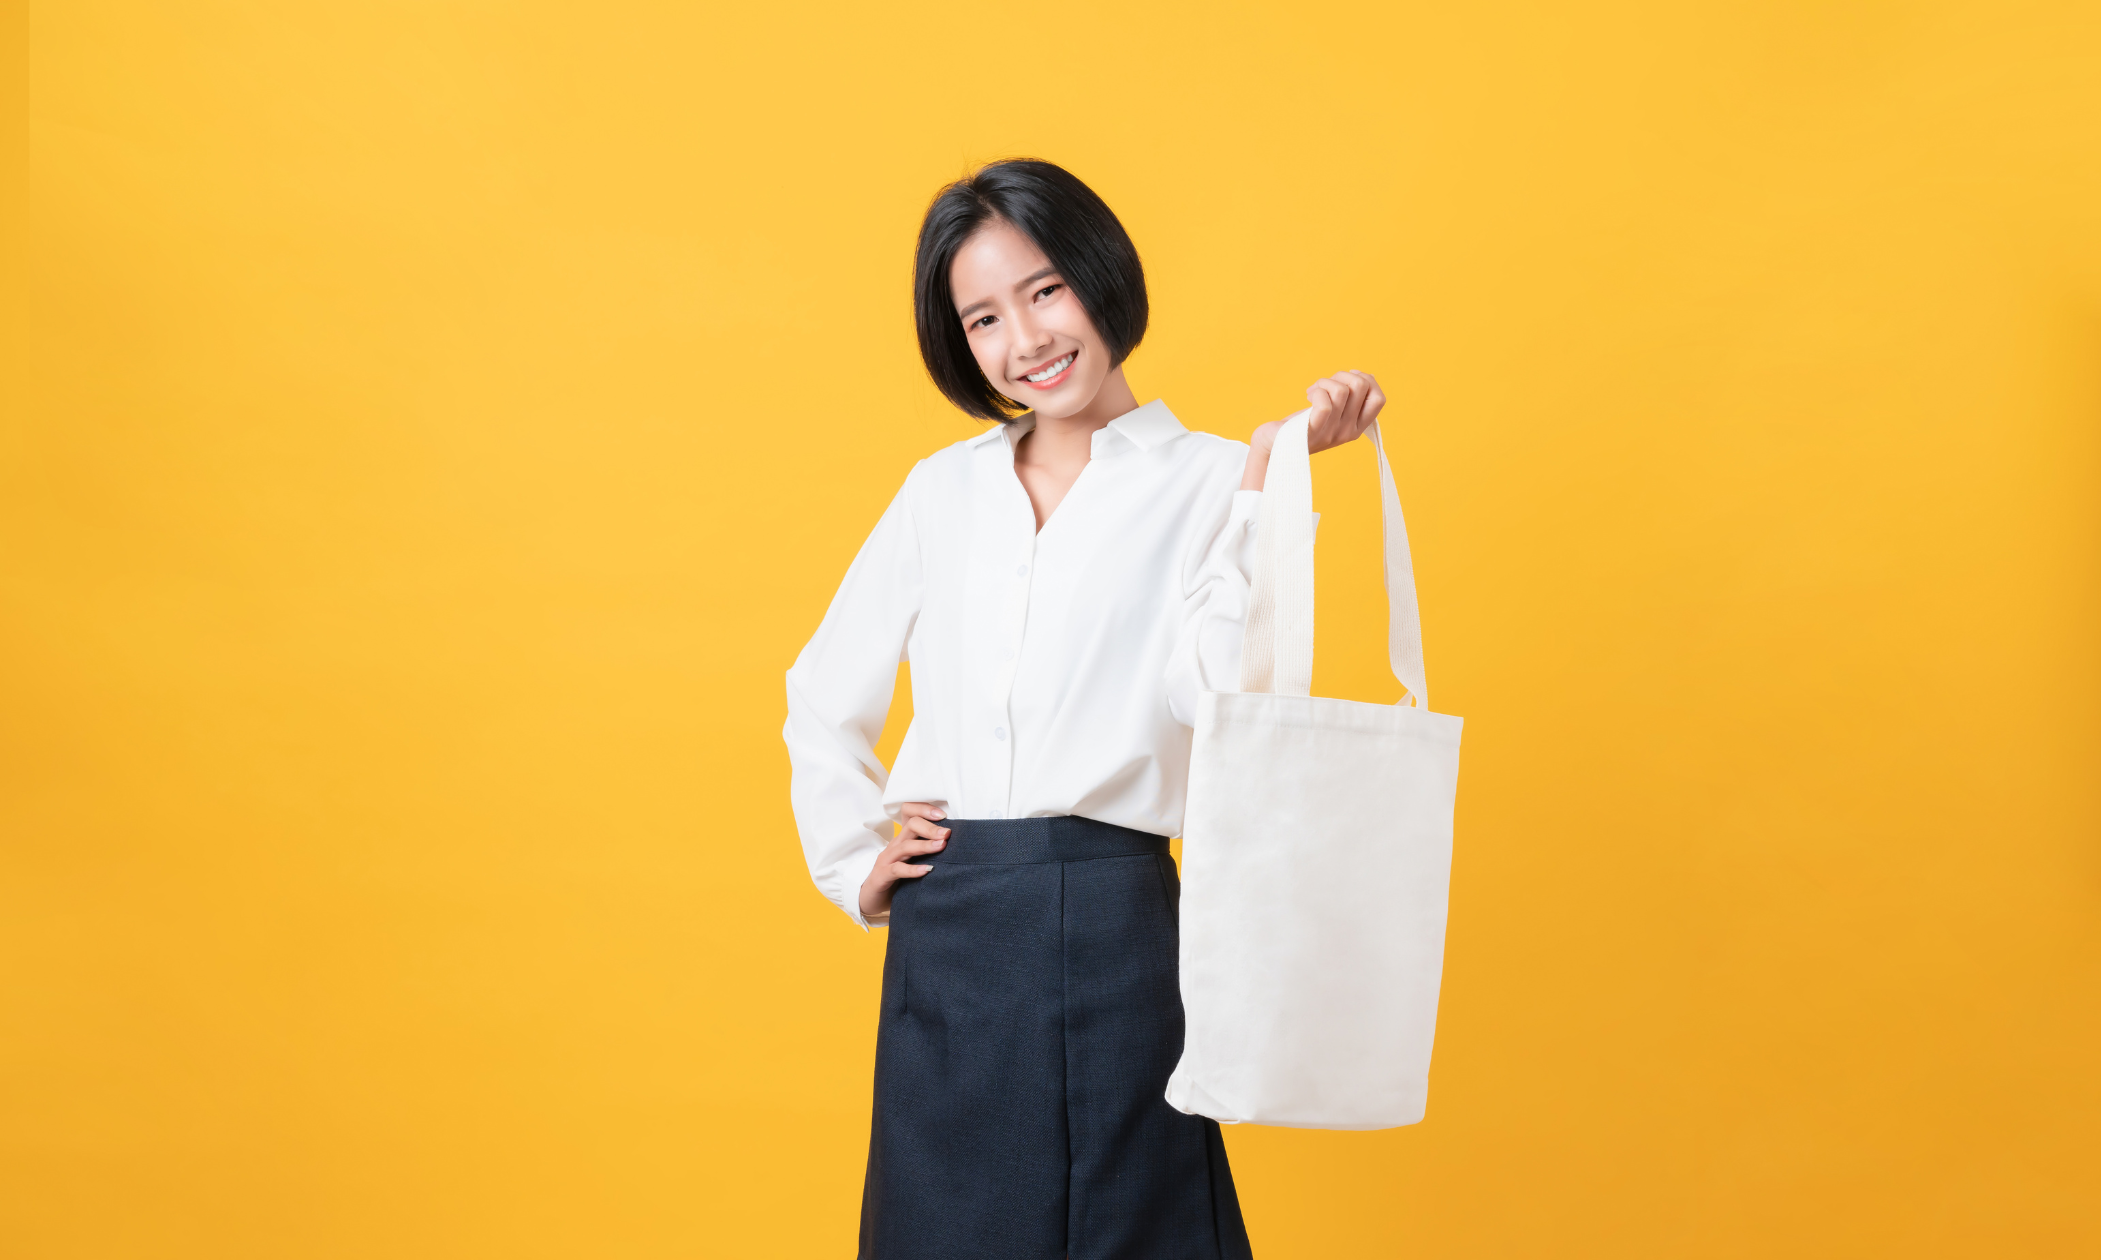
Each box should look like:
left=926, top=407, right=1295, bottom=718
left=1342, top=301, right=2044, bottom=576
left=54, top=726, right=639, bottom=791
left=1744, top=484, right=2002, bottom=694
left=1168, top=413, right=1465, bottom=1131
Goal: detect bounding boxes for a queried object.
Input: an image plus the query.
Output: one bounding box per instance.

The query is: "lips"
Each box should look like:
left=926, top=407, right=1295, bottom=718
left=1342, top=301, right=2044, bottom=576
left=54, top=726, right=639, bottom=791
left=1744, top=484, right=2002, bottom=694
left=1016, top=349, right=1076, bottom=391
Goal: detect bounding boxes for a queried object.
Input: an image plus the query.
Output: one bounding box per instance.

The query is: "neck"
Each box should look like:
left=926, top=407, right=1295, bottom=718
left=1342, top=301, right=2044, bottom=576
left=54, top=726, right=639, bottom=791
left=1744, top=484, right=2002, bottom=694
left=1022, top=366, right=1140, bottom=459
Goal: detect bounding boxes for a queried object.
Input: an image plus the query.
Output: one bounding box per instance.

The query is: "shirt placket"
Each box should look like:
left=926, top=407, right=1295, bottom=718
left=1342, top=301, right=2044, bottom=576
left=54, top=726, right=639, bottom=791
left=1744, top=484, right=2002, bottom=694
left=962, top=431, right=1031, bottom=819
left=991, top=510, right=1042, bottom=818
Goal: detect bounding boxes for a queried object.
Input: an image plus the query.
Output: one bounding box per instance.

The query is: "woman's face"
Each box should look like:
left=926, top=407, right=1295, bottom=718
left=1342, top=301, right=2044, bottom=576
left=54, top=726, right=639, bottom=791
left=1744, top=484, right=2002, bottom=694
left=949, top=220, right=1114, bottom=421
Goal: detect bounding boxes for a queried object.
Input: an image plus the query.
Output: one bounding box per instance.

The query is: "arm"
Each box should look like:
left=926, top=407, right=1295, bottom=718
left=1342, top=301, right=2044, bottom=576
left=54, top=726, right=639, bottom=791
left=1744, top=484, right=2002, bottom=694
left=1167, top=371, right=1390, bottom=721
left=783, top=470, right=926, bottom=930
left=1165, top=484, right=1264, bottom=725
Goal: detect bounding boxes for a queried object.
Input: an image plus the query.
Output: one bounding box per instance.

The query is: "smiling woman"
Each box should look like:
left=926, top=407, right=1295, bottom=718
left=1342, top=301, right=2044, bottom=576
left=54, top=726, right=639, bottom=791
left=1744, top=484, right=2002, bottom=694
left=912, top=161, right=1147, bottom=422
left=783, top=159, right=1383, bottom=1260
left=949, top=217, right=1146, bottom=527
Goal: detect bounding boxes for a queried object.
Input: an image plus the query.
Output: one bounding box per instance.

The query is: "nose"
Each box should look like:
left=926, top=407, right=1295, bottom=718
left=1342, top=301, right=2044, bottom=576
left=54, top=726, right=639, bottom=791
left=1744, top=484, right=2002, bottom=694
left=1008, top=308, right=1053, bottom=369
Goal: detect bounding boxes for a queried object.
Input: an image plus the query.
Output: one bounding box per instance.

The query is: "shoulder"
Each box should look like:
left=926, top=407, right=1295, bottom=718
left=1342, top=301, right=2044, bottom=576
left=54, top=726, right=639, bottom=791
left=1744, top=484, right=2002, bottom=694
left=1152, top=428, right=1250, bottom=491
left=877, top=425, right=1010, bottom=521
left=879, top=429, right=987, bottom=500
left=1173, top=428, right=1251, bottom=464
left=913, top=425, right=1006, bottom=481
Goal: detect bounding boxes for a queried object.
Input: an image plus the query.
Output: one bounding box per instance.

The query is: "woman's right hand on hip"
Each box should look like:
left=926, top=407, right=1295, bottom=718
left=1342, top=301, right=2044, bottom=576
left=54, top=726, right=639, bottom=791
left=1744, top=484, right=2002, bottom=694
left=859, top=803, right=948, bottom=920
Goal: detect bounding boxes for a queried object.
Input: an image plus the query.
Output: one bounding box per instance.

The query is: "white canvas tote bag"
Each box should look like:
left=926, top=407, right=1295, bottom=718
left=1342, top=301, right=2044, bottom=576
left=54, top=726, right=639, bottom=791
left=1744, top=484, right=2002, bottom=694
left=1166, top=411, right=1464, bottom=1131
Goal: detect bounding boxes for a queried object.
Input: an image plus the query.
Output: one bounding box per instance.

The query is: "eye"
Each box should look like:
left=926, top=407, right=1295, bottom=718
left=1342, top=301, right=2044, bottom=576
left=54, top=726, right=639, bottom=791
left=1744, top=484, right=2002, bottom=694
left=968, top=314, right=997, bottom=330
left=1035, top=283, right=1062, bottom=301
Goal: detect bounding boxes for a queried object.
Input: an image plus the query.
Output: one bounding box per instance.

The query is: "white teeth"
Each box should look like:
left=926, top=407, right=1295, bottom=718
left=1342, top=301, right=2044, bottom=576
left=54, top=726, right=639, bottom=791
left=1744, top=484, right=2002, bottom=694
left=1025, top=353, right=1074, bottom=383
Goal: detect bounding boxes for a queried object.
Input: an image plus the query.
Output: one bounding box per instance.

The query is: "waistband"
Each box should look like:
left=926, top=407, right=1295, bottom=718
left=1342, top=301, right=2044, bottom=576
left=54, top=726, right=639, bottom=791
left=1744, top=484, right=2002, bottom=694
left=904, top=816, right=1171, bottom=866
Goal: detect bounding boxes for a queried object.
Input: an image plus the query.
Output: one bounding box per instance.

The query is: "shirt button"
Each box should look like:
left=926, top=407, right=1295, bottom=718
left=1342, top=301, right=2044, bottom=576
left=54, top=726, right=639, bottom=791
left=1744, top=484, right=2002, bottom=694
left=1015, top=564, right=1028, bottom=577
left=994, top=727, right=1007, bottom=741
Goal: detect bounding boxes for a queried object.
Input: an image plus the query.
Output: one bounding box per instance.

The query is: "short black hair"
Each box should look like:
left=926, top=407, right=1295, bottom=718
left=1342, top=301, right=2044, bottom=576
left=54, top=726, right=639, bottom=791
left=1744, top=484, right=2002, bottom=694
left=913, top=159, right=1149, bottom=422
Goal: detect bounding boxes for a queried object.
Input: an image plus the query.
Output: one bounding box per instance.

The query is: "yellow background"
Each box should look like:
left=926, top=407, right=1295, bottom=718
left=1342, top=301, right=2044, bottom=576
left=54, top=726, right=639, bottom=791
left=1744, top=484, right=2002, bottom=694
left=6, top=1, right=2098, bottom=1255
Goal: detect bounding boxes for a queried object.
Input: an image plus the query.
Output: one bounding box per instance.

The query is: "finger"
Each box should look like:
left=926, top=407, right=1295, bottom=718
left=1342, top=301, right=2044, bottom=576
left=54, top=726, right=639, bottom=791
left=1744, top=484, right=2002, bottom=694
left=901, top=815, right=951, bottom=842
left=1340, top=369, right=1376, bottom=414
left=1331, top=373, right=1367, bottom=431
left=892, top=862, right=934, bottom=878
left=897, top=801, right=946, bottom=821
left=1308, top=378, right=1354, bottom=448
left=1359, top=383, right=1386, bottom=433
left=880, top=834, right=947, bottom=865
left=1306, top=379, right=1341, bottom=428
left=1322, top=374, right=1361, bottom=426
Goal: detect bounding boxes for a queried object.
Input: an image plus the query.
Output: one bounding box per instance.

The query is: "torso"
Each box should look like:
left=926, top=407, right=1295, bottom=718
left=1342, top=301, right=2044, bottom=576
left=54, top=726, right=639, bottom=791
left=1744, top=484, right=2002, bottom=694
left=880, top=401, right=1252, bottom=833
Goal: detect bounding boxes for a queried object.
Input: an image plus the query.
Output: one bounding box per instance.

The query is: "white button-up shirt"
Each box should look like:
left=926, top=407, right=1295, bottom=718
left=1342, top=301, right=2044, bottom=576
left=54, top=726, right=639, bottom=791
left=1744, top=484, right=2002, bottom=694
left=784, top=400, right=1260, bottom=928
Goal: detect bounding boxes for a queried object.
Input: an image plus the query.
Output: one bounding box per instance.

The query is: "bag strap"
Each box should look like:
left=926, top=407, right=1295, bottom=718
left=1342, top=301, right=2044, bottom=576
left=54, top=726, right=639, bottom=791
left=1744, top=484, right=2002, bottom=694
left=1239, top=412, right=1429, bottom=708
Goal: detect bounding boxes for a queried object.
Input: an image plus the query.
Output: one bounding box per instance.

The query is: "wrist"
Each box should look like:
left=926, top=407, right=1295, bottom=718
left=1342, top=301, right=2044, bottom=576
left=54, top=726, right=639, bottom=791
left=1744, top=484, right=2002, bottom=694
left=1242, top=423, right=1278, bottom=491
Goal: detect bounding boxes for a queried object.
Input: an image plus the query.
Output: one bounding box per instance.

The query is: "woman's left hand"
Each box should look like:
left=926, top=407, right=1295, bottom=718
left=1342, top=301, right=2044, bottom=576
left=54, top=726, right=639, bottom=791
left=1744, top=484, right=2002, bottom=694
left=1242, top=370, right=1387, bottom=490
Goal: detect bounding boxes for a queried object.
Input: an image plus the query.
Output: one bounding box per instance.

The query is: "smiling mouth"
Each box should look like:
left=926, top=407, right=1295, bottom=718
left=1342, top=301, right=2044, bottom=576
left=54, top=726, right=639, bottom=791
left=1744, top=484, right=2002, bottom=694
left=1018, top=350, right=1076, bottom=389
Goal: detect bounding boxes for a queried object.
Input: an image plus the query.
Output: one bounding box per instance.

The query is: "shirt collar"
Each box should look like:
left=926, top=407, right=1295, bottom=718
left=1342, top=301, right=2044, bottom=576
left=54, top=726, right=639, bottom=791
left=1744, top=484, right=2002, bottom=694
left=1104, top=400, right=1187, bottom=452
left=969, top=413, right=1033, bottom=448
left=967, top=400, right=1187, bottom=453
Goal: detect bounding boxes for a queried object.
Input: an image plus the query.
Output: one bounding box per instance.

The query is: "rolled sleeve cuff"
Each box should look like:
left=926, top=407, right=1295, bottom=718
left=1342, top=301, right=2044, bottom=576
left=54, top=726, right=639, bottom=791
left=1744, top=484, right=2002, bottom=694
left=836, top=843, right=883, bottom=931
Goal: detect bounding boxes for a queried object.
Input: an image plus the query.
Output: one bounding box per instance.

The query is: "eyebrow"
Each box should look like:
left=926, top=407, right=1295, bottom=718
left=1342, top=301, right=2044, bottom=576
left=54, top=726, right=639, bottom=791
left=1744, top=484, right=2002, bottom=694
left=956, top=266, right=1061, bottom=322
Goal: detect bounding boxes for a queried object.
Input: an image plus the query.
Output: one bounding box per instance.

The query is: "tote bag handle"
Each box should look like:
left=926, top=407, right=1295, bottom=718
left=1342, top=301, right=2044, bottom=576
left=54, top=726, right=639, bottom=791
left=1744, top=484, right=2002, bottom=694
left=1239, top=412, right=1429, bottom=709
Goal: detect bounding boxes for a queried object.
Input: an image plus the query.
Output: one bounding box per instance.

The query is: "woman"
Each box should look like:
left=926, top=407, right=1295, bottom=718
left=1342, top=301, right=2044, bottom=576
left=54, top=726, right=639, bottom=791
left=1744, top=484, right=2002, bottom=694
left=784, top=159, right=1383, bottom=1260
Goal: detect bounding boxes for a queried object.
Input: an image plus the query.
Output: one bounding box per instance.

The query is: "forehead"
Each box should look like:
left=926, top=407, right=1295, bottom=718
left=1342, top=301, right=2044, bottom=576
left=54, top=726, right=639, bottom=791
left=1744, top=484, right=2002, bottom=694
left=949, top=221, right=1053, bottom=306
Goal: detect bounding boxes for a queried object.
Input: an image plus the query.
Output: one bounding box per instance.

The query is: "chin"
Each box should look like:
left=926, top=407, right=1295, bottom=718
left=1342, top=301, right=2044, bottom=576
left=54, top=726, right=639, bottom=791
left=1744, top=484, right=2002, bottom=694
left=1032, top=376, right=1104, bottom=420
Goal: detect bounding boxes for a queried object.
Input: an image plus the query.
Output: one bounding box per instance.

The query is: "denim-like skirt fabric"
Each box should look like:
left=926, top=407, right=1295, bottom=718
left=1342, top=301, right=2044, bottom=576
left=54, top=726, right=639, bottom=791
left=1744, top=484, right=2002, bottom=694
left=860, top=816, right=1254, bottom=1260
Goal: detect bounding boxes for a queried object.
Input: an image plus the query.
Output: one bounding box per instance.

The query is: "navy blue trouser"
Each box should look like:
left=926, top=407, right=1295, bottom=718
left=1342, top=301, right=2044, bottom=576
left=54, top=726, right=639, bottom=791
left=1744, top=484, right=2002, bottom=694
left=860, top=816, right=1254, bottom=1260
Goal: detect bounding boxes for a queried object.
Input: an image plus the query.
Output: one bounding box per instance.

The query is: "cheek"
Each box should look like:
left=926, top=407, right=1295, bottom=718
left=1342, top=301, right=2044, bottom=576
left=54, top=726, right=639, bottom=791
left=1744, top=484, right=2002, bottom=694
left=967, top=334, right=1006, bottom=383
left=1049, top=306, right=1108, bottom=360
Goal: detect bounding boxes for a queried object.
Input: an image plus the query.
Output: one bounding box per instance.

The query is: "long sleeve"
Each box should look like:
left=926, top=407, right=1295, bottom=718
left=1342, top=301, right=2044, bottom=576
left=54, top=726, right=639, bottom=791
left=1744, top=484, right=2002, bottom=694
left=1165, top=489, right=1263, bottom=726
left=784, top=467, right=925, bottom=929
